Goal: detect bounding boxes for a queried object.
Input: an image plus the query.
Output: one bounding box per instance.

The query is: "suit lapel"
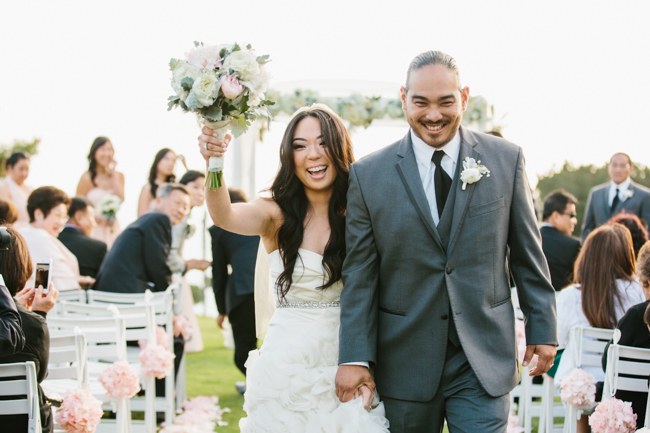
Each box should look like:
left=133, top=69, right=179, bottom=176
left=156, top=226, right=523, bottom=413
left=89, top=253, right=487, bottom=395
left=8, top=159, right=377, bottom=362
left=447, top=128, right=480, bottom=257
left=394, top=134, right=444, bottom=249
left=599, top=187, right=611, bottom=217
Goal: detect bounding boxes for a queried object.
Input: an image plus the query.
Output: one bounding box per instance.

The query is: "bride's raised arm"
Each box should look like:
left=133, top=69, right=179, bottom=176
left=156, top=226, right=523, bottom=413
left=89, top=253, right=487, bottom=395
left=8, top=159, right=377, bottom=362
left=198, top=126, right=278, bottom=239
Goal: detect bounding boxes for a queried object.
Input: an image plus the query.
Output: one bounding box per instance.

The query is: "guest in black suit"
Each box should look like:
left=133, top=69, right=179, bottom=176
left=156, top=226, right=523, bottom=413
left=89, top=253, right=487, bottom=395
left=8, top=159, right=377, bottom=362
left=540, top=189, right=581, bottom=291
left=603, top=240, right=650, bottom=429
left=210, top=188, right=259, bottom=378
left=94, top=183, right=190, bottom=293
left=58, top=197, right=107, bottom=278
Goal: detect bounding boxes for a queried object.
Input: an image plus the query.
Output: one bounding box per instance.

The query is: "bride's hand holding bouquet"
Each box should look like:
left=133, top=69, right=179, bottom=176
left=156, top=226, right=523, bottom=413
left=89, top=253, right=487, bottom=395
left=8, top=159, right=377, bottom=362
left=168, top=42, right=273, bottom=189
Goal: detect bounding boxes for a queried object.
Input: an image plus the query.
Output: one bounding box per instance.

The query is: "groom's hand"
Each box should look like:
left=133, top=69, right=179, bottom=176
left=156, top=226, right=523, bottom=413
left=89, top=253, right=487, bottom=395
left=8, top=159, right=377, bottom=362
left=335, top=365, right=375, bottom=403
left=524, top=344, right=557, bottom=376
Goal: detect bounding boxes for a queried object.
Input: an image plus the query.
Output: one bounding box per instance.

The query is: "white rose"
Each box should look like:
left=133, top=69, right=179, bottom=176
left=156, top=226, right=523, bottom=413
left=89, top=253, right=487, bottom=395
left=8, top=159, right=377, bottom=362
left=186, top=72, right=219, bottom=109
left=460, top=167, right=482, bottom=184
left=171, top=62, right=200, bottom=99
left=223, top=50, right=260, bottom=82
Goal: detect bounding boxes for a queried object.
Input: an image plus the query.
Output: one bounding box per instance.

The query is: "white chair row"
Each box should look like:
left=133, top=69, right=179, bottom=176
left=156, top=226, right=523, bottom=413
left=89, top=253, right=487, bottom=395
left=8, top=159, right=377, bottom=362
left=0, top=361, right=41, bottom=433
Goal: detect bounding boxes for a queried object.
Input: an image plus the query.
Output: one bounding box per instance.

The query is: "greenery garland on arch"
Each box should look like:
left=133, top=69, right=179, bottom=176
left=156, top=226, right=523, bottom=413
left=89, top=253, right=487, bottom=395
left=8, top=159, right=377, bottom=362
left=265, top=89, right=502, bottom=133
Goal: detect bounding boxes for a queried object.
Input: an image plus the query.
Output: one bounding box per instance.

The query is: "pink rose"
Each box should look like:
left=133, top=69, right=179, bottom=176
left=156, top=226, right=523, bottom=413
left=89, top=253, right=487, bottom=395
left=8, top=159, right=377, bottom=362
left=220, top=75, right=244, bottom=100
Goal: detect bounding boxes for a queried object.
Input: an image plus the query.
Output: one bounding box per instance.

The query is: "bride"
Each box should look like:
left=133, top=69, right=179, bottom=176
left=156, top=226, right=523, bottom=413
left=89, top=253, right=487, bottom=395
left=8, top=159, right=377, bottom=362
left=198, top=104, right=389, bottom=432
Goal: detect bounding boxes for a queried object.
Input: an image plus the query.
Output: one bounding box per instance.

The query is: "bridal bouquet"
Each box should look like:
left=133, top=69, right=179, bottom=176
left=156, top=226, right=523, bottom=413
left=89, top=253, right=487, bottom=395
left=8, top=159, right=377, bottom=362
left=168, top=42, right=273, bottom=189
left=97, top=194, right=122, bottom=223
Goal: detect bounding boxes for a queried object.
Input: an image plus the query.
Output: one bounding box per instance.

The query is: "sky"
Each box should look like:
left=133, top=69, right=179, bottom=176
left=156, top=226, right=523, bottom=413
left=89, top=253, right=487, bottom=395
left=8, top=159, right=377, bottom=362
left=1, top=0, right=650, bottom=229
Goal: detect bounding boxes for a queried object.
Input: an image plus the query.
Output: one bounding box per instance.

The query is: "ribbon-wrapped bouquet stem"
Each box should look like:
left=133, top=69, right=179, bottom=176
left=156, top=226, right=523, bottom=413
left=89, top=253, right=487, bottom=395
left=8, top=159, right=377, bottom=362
left=168, top=42, right=273, bottom=189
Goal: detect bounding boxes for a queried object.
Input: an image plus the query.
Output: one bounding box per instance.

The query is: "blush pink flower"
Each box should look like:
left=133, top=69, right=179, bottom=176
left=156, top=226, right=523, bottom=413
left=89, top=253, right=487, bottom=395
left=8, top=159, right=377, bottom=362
left=98, top=360, right=140, bottom=399
left=138, top=326, right=169, bottom=350
left=139, top=343, right=175, bottom=379
left=560, top=368, right=597, bottom=408
left=588, top=397, right=637, bottom=433
left=220, top=75, right=244, bottom=100
left=56, top=388, right=103, bottom=433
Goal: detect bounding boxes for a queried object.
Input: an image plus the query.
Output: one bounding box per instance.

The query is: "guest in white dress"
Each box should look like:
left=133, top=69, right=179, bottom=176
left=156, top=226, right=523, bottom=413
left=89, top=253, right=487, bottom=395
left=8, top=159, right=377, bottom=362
left=0, top=152, right=33, bottom=227
left=19, top=186, right=95, bottom=291
left=167, top=170, right=212, bottom=352
left=198, top=104, right=390, bottom=432
left=137, top=148, right=177, bottom=216
left=76, top=136, right=125, bottom=249
left=555, top=222, right=644, bottom=433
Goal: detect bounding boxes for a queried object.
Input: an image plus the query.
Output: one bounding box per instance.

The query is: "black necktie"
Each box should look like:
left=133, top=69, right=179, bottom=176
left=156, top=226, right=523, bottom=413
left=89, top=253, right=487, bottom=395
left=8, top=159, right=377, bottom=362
left=432, top=150, right=452, bottom=218
left=611, top=188, right=620, bottom=214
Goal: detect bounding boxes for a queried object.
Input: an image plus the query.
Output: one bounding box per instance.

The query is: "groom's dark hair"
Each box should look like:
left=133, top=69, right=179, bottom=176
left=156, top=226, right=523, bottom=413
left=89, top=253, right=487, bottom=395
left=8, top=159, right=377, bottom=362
left=405, top=50, right=460, bottom=90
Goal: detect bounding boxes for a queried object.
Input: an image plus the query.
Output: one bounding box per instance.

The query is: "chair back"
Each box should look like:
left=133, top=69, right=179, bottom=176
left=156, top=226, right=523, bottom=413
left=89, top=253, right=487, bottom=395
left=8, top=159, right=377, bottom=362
left=46, top=333, right=87, bottom=383
left=0, top=361, right=42, bottom=433
left=569, top=326, right=615, bottom=369
left=603, top=342, right=650, bottom=427
left=47, top=315, right=127, bottom=362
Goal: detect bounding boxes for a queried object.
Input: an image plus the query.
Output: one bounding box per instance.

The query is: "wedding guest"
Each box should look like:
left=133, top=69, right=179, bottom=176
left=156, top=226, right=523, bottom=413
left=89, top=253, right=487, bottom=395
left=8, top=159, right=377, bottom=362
left=0, top=152, right=33, bottom=227
left=601, top=240, right=650, bottom=429
left=555, top=223, right=644, bottom=433
left=94, top=183, right=189, bottom=294
left=76, top=136, right=125, bottom=248
left=58, top=197, right=107, bottom=279
left=608, top=212, right=648, bottom=256
left=0, top=199, right=19, bottom=225
left=209, top=187, right=259, bottom=383
left=335, top=51, right=556, bottom=433
left=168, top=170, right=211, bottom=353
left=198, top=104, right=389, bottom=431
left=540, top=189, right=581, bottom=290
left=137, top=148, right=177, bottom=216
left=20, top=187, right=94, bottom=290
left=582, top=152, right=650, bottom=239
left=0, top=283, right=25, bottom=355
left=0, top=227, right=58, bottom=433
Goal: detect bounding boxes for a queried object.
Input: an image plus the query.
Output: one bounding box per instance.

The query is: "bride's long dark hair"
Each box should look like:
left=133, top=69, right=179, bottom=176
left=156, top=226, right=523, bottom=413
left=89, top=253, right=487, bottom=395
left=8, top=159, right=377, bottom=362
left=271, top=104, right=355, bottom=299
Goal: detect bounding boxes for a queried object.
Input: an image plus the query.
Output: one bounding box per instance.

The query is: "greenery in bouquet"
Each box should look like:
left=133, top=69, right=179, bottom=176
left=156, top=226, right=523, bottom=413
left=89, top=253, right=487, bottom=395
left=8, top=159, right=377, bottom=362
left=98, top=194, right=122, bottom=223
left=167, top=42, right=274, bottom=189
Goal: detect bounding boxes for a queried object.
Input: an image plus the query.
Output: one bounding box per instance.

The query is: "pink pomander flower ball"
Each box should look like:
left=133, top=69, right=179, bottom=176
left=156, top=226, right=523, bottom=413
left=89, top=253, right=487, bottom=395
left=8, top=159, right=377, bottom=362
left=560, top=368, right=596, bottom=408
left=56, top=388, right=103, bottom=433
left=589, top=398, right=637, bottom=433
left=139, top=343, right=175, bottom=379
left=98, top=360, right=140, bottom=399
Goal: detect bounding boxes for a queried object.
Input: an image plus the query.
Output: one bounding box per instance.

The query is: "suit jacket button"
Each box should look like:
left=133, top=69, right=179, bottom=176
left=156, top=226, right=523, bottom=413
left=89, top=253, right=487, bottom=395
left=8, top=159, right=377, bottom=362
left=446, top=267, right=453, bottom=274
left=441, top=314, right=449, bottom=320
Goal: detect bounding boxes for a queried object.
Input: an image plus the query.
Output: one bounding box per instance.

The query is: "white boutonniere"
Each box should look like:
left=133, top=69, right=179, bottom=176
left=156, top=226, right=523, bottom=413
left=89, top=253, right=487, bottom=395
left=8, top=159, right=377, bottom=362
left=459, top=157, right=490, bottom=190
left=621, top=189, right=634, bottom=201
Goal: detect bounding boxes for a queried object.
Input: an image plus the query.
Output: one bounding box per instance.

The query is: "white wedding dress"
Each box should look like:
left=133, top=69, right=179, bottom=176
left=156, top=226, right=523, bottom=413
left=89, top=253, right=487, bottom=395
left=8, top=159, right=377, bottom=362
left=239, top=248, right=390, bottom=433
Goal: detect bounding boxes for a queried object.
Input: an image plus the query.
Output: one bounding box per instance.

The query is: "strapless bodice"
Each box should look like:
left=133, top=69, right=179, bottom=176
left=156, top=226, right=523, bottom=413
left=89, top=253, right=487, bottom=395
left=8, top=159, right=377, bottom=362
left=268, top=248, right=342, bottom=307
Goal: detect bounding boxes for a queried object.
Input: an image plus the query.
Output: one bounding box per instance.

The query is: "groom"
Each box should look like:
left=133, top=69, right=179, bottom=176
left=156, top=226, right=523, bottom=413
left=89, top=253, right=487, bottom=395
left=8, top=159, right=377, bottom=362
left=335, top=51, right=557, bottom=433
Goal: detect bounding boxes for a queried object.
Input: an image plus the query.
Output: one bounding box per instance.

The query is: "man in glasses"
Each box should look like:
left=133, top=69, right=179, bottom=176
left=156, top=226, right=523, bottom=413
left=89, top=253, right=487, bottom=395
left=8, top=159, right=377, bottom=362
left=540, top=189, right=581, bottom=291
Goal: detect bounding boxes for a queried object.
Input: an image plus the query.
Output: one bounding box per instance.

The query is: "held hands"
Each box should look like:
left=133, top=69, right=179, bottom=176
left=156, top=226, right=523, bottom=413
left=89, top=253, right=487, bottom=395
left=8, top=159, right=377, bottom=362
left=197, top=126, right=232, bottom=162
left=335, top=365, right=376, bottom=411
left=185, top=259, right=212, bottom=272
left=79, top=275, right=95, bottom=288
left=523, top=344, right=557, bottom=376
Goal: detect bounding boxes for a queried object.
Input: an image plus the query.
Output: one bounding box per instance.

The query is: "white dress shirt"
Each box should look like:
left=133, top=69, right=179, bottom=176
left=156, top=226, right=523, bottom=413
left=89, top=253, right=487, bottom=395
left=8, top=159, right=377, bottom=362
left=411, top=129, right=460, bottom=225
left=609, top=178, right=632, bottom=206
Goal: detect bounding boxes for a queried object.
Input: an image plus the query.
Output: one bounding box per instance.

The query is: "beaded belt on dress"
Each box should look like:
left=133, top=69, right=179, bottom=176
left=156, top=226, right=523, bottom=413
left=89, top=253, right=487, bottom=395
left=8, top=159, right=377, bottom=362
left=277, top=301, right=340, bottom=309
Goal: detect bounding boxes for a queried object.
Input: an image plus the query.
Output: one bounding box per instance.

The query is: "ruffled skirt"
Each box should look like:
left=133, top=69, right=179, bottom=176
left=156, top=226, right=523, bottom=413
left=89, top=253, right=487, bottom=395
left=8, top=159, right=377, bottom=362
left=239, top=307, right=389, bottom=433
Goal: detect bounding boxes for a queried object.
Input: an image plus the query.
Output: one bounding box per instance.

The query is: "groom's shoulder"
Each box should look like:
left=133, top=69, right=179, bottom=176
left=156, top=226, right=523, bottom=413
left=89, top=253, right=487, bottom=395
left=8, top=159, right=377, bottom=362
left=467, top=128, right=519, bottom=155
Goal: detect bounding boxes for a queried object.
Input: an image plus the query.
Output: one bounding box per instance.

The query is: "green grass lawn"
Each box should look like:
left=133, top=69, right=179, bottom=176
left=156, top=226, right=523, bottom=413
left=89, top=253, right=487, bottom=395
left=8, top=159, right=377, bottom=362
left=186, top=316, right=246, bottom=433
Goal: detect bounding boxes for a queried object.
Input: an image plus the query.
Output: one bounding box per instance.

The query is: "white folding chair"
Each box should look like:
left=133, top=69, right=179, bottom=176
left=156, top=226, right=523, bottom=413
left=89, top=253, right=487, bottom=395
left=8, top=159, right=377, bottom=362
left=518, top=366, right=545, bottom=433
left=58, top=297, right=172, bottom=431
left=55, top=288, right=87, bottom=303
left=562, top=326, right=614, bottom=433
left=87, top=288, right=181, bottom=414
left=603, top=343, right=650, bottom=428
left=538, top=374, right=564, bottom=433
left=47, top=314, right=132, bottom=433
left=43, top=333, right=87, bottom=393
left=0, top=361, right=41, bottom=433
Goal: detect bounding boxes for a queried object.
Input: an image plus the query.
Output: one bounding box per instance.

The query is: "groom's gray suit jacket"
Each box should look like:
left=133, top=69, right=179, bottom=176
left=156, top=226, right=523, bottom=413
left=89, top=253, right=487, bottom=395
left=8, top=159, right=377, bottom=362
left=581, top=181, right=650, bottom=239
left=339, top=127, right=557, bottom=400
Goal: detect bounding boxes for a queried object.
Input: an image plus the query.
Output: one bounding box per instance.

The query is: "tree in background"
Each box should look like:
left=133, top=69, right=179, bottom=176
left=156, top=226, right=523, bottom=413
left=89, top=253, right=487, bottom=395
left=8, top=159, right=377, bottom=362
left=0, top=138, right=40, bottom=177
left=536, top=161, right=650, bottom=235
